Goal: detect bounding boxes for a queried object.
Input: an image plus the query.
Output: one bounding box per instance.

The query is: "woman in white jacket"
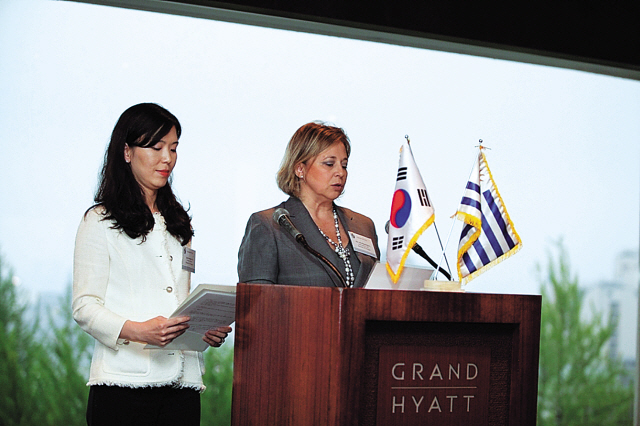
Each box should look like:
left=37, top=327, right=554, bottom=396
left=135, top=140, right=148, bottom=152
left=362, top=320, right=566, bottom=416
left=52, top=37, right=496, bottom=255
left=72, top=103, right=231, bottom=426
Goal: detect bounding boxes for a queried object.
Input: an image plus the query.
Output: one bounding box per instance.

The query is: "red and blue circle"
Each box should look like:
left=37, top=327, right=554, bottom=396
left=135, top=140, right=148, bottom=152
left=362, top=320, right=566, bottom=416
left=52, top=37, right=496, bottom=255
left=390, top=189, right=411, bottom=228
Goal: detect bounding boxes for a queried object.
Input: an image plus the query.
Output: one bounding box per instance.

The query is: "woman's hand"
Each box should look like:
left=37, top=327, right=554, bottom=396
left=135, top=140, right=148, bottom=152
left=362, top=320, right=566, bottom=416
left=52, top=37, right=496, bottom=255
left=120, top=316, right=191, bottom=346
left=203, top=326, right=232, bottom=348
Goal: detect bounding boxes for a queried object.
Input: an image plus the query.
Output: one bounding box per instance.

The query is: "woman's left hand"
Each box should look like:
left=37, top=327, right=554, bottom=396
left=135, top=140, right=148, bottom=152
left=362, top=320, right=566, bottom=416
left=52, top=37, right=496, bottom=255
left=203, top=325, right=232, bottom=347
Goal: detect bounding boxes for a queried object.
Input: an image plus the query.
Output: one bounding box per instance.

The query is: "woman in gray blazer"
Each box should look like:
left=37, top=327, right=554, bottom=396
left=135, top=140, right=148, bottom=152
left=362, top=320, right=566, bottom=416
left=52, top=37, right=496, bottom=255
left=237, top=122, right=380, bottom=288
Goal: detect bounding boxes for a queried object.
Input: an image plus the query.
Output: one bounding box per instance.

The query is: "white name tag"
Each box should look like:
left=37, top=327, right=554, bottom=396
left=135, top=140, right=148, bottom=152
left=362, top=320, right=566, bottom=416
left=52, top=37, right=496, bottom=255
left=348, top=232, right=377, bottom=258
left=182, top=247, right=196, bottom=273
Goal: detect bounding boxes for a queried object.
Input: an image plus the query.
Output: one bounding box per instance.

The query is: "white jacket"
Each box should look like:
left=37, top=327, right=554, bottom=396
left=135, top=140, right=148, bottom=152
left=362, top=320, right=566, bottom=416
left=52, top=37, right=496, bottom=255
left=72, top=207, right=204, bottom=390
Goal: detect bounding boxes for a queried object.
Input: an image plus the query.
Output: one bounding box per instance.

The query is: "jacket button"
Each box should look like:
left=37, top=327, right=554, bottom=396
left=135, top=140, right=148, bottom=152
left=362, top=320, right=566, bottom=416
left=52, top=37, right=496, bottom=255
left=169, top=255, right=173, bottom=261
left=166, top=286, right=173, bottom=293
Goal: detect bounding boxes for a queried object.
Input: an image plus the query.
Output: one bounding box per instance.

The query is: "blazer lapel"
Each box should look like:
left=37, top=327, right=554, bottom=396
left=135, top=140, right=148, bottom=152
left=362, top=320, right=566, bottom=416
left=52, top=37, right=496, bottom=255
left=285, top=197, right=344, bottom=287
left=335, top=206, right=377, bottom=288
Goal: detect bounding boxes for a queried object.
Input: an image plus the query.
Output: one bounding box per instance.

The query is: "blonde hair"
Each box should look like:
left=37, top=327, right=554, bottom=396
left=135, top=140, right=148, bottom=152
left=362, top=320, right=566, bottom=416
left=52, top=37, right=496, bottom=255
left=276, top=122, right=351, bottom=197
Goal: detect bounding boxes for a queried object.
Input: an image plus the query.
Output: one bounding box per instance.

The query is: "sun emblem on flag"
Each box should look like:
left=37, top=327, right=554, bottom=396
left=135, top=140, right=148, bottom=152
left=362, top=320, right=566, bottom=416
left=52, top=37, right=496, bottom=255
left=390, top=189, right=411, bottom=228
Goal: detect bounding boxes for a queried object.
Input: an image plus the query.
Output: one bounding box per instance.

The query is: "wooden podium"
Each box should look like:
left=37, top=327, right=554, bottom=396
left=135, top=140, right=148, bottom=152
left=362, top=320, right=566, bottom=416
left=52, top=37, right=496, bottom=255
left=231, top=283, right=541, bottom=426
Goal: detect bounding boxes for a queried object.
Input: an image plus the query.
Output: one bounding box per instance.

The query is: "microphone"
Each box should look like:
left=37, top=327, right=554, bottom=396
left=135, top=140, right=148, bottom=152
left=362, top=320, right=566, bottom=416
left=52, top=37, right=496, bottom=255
left=385, top=221, right=452, bottom=281
left=272, top=207, right=348, bottom=288
left=273, top=208, right=304, bottom=244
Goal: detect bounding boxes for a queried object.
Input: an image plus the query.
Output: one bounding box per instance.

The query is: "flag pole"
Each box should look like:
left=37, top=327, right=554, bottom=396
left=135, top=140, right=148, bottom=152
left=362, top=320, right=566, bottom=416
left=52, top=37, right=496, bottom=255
left=406, top=135, right=453, bottom=279
left=431, top=141, right=485, bottom=281
left=432, top=223, right=453, bottom=279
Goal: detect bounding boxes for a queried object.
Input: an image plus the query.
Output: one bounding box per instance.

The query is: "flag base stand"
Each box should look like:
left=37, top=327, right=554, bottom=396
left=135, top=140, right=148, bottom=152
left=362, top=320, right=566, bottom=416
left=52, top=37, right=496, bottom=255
left=422, top=280, right=463, bottom=292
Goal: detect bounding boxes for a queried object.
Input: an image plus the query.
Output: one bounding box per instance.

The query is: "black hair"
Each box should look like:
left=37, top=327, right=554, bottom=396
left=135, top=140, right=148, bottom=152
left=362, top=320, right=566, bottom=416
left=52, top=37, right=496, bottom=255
left=92, top=103, right=193, bottom=245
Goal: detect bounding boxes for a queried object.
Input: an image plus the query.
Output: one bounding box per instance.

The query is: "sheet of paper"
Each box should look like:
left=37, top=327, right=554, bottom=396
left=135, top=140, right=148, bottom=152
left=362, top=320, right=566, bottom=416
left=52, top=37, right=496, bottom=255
left=145, top=284, right=236, bottom=351
left=176, top=291, right=235, bottom=335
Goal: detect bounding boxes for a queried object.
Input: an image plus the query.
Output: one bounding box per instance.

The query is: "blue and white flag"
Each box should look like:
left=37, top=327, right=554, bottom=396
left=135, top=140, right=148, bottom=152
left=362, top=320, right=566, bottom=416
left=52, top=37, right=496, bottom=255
left=456, top=149, right=522, bottom=285
left=386, top=140, right=435, bottom=283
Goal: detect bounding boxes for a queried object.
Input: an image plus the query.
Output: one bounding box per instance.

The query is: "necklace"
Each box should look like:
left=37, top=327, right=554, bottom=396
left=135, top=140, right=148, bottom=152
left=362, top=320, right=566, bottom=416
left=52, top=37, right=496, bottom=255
left=317, top=207, right=355, bottom=287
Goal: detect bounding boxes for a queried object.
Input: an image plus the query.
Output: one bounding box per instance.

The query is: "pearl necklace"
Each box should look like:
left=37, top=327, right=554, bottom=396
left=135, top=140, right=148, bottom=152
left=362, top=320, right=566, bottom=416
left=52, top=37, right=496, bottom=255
left=317, top=208, right=355, bottom=287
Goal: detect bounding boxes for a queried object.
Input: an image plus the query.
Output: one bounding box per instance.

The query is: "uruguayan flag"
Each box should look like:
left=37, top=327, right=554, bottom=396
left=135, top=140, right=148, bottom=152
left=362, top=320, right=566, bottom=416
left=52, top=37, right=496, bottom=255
left=456, top=149, right=522, bottom=285
left=386, top=140, right=435, bottom=283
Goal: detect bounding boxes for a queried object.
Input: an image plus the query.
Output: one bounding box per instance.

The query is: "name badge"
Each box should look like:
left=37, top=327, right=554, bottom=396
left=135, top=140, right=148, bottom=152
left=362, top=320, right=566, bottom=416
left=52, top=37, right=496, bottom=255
left=182, top=247, right=196, bottom=273
left=348, top=232, right=377, bottom=258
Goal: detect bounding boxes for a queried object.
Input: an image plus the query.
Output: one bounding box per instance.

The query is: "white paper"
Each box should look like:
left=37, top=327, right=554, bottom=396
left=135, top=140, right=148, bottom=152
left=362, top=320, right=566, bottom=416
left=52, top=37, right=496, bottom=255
left=145, top=284, right=236, bottom=351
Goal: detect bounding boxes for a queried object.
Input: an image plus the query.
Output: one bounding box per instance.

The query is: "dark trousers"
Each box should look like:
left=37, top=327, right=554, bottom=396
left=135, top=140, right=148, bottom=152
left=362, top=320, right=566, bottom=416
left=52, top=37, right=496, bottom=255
left=86, top=385, right=200, bottom=426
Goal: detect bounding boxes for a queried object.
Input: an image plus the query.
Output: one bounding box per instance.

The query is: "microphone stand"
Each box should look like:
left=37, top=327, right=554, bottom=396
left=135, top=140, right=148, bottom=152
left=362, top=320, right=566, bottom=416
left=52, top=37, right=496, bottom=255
left=298, top=236, right=349, bottom=288
left=274, top=209, right=348, bottom=288
left=409, top=244, right=452, bottom=281
left=385, top=221, right=452, bottom=280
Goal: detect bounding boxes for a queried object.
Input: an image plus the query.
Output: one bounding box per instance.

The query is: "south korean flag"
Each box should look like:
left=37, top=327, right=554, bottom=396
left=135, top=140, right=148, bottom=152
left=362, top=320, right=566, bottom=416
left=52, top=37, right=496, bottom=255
left=385, top=140, right=435, bottom=283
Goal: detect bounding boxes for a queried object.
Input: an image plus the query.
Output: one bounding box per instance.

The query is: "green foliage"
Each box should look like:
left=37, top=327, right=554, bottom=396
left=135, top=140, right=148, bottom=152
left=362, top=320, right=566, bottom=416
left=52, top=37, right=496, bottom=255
left=201, top=342, right=234, bottom=426
left=0, top=255, right=44, bottom=426
left=36, top=288, right=93, bottom=426
left=0, top=253, right=93, bottom=426
left=537, top=241, right=634, bottom=426
left=0, top=251, right=235, bottom=426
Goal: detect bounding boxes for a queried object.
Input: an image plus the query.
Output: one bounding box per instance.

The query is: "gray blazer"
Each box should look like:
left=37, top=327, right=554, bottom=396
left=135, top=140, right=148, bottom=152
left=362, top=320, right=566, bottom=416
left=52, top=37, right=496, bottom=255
left=237, top=197, right=380, bottom=288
